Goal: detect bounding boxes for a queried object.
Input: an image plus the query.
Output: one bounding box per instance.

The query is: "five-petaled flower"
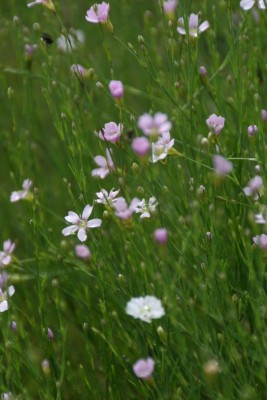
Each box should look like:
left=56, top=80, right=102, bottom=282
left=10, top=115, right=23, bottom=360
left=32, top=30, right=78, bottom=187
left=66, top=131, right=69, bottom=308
left=206, top=114, right=225, bottom=135
left=135, top=197, right=158, bottom=219
left=98, top=122, right=123, bottom=143
left=0, top=240, right=16, bottom=268
left=92, top=149, right=114, bottom=179
left=85, top=2, right=110, bottom=23
left=138, top=112, right=172, bottom=136
left=0, top=285, right=15, bottom=313
left=62, top=205, right=102, bottom=242
left=177, top=13, right=209, bottom=37
left=151, top=132, right=175, bottom=163
left=10, top=179, right=32, bottom=203
left=126, top=295, right=165, bottom=323
left=133, top=357, right=155, bottom=379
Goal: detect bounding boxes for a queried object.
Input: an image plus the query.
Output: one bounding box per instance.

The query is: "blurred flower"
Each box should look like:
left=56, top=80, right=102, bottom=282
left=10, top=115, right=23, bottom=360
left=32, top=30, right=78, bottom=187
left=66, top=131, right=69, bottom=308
left=95, top=188, right=120, bottom=205
left=98, top=122, right=123, bottom=143
left=41, top=359, right=50, bottom=375
left=47, top=328, right=54, bottom=341
left=138, top=112, right=172, bottom=136
left=0, top=240, right=15, bottom=268
left=243, top=175, right=263, bottom=198
left=151, top=131, right=174, bottom=163
left=133, top=357, right=155, bottom=379
left=109, top=80, right=124, bottom=99
left=154, top=228, right=168, bottom=245
left=0, top=271, right=8, bottom=290
left=71, top=64, right=90, bottom=78
left=1, top=393, right=13, bottom=400
left=255, top=212, right=267, bottom=224
left=113, top=197, right=140, bottom=220
left=212, top=155, right=233, bottom=177
left=126, top=295, right=165, bottom=323
left=10, top=179, right=32, bottom=202
left=261, top=109, right=267, bottom=122
left=240, top=0, right=266, bottom=10
left=57, top=29, right=84, bottom=52
left=199, top=66, right=207, bottom=76
left=206, top=114, right=225, bottom=135
left=0, top=285, right=15, bottom=313
left=206, top=231, right=212, bottom=240
left=177, top=13, right=209, bottom=37
left=247, top=124, right=258, bottom=137
left=27, top=0, right=55, bottom=11
left=62, top=205, right=102, bottom=242
left=135, top=197, right=158, bottom=219
left=24, top=44, right=38, bottom=61
left=92, top=149, right=114, bottom=179
left=253, top=234, right=267, bottom=250
left=132, top=137, right=150, bottom=157
left=163, top=0, right=178, bottom=14
left=75, top=244, right=91, bottom=259
left=85, top=2, right=110, bottom=23
left=11, top=321, right=17, bottom=332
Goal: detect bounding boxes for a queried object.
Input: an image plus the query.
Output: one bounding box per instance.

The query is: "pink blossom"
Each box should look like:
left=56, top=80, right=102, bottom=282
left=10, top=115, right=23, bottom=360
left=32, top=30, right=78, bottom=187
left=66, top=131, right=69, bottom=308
left=261, top=109, right=267, bottom=122
left=253, top=234, right=267, bottom=250
left=98, top=122, right=122, bottom=143
left=47, top=328, right=54, bottom=341
left=95, top=188, right=120, bottom=205
left=240, top=0, right=266, bottom=10
left=151, top=131, right=174, bottom=163
left=71, top=64, right=88, bottom=78
left=27, top=0, right=55, bottom=11
left=133, top=357, right=155, bottom=379
left=138, top=112, right=172, bottom=136
left=75, top=244, right=91, bottom=259
left=247, top=125, right=258, bottom=137
left=177, top=13, right=209, bottom=37
left=92, top=149, right=114, bottom=179
left=85, top=2, right=110, bottom=23
left=206, top=114, right=225, bottom=135
left=109, top=80, right=124, bottom=99
left=113, top=197, right=140, bottom=220
left=154, top=228, right=168, bottom=245
left=24, top=44, right=38, bottom=60
left=10, top=179, right=32, bottom=202
left=163, top=0, right=178, bottom=14
left=132, top=137, right=150, bottom=157
left=0, top=240, right=15, bottom=268
left=62, top=205, right=102, bottom=242
left=243, top=175, right=263, bottom=197
left=212, top=155, right=233, bottom=177
left=199, top=66, right=207, bottom=76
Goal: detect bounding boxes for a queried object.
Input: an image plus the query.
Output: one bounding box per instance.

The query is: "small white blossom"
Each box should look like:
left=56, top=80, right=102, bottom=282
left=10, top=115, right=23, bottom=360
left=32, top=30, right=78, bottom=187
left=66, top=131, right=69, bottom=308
left=0, top=240, right=16, bottom=268
left=95, top=188, right=120, bottom=205
left=0, top=285, right=15, bottom=313
left=243, top=175, right=263, bottom=199
left=10, top=179, right=32, bottom=202
left=240, top=0, right=266, bottom=10
left=253, top=234, right=267, bottom=250
left=126, top=295, right=165, bottom=323
left=92, top=149, right=114, bottom=179
left=62, top=205, right=102, bottom=242
left=135, top=197, right=158, bottom=219
left=177, top=13, right=209, bottom=37
left=255, top=212, right=267, bottom=224
left=151, top=132, right=174, bottom=163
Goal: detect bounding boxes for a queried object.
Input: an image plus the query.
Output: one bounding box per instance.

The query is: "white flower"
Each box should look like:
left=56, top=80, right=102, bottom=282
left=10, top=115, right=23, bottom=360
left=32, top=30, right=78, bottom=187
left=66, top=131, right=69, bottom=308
left=135, top=197, right=158, bottom=219
left=126, top=295, right=165, bottom=323
left=151, top=131, right=174, bottom=163
left=255, top=212, right=267, bottom=224
left=95, top=188, right=120, bottom=205
left=177, top=13, right=209, bottom=37
left=0, top=240, right=16, bottom=268
left=92, top=149, right=114, bottom=179
left=10, top=179, right=32, bottom=202
left=62, top=205, right=102, bottom=242
left=0, top=285, right=15, bottom=313
left=57, top=29, right=85, bottom=53
left=243, top=175, right=263, bottom=199
left=240, top=0, right=266, bottom=10
left=1, top=393, right=13, bottom=400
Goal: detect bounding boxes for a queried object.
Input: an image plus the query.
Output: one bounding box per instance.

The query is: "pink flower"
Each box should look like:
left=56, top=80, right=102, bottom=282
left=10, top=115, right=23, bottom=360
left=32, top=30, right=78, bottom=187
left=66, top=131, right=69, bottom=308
left=240, top=0, right=266, bottom=10
left=154, top=228, right=168, bottom=245
left=85, top=2, right=110, bottom=23
left=253, top=234, right=267, bottom=250
left=132, top=137, right=150, bottom=157
left=10, top=179, right=32, bottom=202
left=177, top=13, right=209, bottom=37
left=27, top=0, right=55, bottom=11
left=75, top=244, right=91, bottom=259
left=71, top=64, right=88, bottom=78
left=261, top=109, right=267, bottom=122
left=95, top=188, right=120, bottom=205
left=47, top=328, right=54, bottom=341
left=138, top=112, right=172, bottom=136
left=151, top=131, right=174, bottom=163
left=133, top=358, right=155, bottom=379
left=243, top=175, right=263, bottom=197
left=109, top=80, right=124, bottom=99
left=247, top=125, right=258, bottom=137
left=62, top=205, right=102, bottom=242
left=206, top=114, right=225, bottom=135
left=92, top=149, right=114, bottom=179
left=24, top=44, right=38, bottom=60
left=98, top=122, right=122, bottom=143
left=113, top=197, right=140, bottom=220
left=163, top=0, right=178, bottom=14
left=0, top=240, right=16, bottom=268
left=212, top=155, right=233, bottom=177
left=199, top=66, right=207, bottom=76
left=0, top=271, right=8, bottom=290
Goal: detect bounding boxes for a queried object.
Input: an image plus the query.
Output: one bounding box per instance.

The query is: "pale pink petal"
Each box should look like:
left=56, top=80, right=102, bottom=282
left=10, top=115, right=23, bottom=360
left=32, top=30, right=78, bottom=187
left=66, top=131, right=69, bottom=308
left=8, top=285, right=15, bottom=297
left=94, top=155, right=107, bottom=167
left=65, top=211, right=80, bottom=223
left=78, top=228, right=87, bottom=242
left=0, top=300, right=8, bottom=312
left=82, top=205, right=93, bottom=220
left=240, top=0, right=255, bottom=10
left=87, top=218, right=102, bottom=228
left=10, top=191, right=21, bottom=202
left=199, top=20, right=210, bottom=33
left=62, top=225, right=79, bottom=236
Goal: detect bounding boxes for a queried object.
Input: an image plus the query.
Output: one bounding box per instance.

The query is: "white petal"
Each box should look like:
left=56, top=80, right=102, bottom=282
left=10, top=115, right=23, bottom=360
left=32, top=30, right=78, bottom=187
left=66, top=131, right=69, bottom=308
left=82, top=204, right=93, bottom=220
left=0, top=300, right=8, bottom=312
left=177, top=27, right=186, bottom=35
left=10, top=191, right=21, bottom=202
left=62, top=225, right=79, bottom=236
left=199, top=20, right=210, bottom=33
left=240, top=0, right=255, bottom=9
left=65, top=211, right=80, bottom=223
left=78, top=228, right=87, bottom=242
left=8, top=285, right=15, bottom=297
left=87, top=218, right=102, bottom=228
left=94, top=155, right=107, bottom=167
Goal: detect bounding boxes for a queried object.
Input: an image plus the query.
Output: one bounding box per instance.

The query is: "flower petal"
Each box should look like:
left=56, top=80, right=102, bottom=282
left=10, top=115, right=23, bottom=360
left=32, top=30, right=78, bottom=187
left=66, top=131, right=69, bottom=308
left=78, top=228, right=87, bottom=242
left=87, top=218, right=102, bottom=228
left=65, top=211, right=80, bottom=223
left=0, top=300, right=8, bottom=312
left=82, top=205, right=93, bottom=220
left=62, top=225, right=79, bottom=236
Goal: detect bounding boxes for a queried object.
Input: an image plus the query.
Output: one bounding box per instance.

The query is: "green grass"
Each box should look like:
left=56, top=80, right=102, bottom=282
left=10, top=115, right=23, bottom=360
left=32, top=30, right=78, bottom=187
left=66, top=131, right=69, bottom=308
left=1, top=0, right=267, bottom=399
